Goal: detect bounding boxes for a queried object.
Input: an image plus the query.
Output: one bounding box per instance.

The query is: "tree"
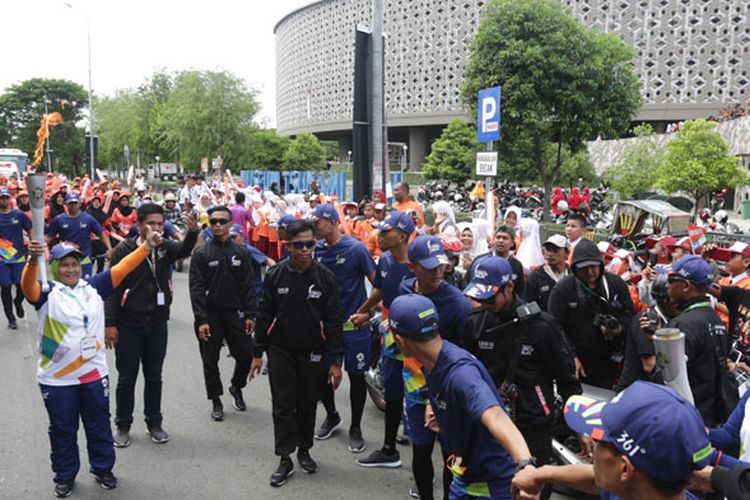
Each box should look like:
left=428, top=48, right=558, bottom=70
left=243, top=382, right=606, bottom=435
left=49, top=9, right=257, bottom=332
left=656, top=120, right=747, bottom=219
left=0, top=78, right=88, bottom=176
left=554, top=149, right=598, bottom=188
left=605, top=124, right=664, bottom=198
left=240, top=128, right=290, bottom=170
left=158, top=70, right=260, bottom=170
left=462, top=0, right=641, bottom=221
left=282, top=132, right=326, bottom=171
left=423, top=119, right=480, bottom=181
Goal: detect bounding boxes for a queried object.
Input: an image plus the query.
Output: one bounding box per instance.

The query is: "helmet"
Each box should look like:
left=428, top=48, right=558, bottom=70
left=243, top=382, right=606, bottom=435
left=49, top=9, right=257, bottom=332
left=714, top=210, right=728, bottom=224
left=163, top=192, right=177, bottom=202
left=439, top=235, right=464, bottom=255
left=556, top=200, right=568, bottom=212
left=699, top=208, right=711, bottom=222
left=651, top=273, right=669, bottom=300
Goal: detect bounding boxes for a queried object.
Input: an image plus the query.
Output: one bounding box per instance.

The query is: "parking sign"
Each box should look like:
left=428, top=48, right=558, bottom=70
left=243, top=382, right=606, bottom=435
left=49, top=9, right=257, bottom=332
left=477, top=86, right=502, bottom=143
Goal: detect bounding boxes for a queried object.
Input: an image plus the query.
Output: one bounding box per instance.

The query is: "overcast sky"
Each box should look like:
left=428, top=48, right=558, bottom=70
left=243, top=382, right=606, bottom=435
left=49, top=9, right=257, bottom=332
left=2, top=0, right=314, bottom=127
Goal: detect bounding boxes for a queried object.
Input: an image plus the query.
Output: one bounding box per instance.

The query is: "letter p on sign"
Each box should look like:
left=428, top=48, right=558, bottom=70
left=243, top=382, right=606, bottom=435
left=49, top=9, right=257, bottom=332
left=477, top=86, right=501, bottom=143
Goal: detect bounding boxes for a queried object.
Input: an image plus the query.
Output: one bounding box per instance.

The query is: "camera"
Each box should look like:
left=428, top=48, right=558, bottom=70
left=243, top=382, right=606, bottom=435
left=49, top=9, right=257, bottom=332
left=593, top=313, right=620, bottom=337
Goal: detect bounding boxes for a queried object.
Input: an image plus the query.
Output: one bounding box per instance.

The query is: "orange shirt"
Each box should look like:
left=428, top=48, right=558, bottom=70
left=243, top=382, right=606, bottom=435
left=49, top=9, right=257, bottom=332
left=393, top=200, right=425, bottom=227
left=717, top=274, right=750, bottom=327
left=366, top=228, right=382, bottom=258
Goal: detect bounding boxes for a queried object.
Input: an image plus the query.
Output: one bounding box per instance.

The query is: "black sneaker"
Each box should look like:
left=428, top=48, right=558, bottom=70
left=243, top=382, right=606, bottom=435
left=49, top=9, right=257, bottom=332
left=348, top=427, right=366, bottom=453
left=228, top=385, right=246, bottom=411
left=8, top=319, right=17, bottom=330
left=93, top=470, right=117, bottom=490
left=314, top=412, right=342, bottom=440
left=297, top=449, right=318, bottom=474
left=113, top=425, right=131, bottom=448
left=270, top=456, right=295, bottom=487
left=54, top=481, right=74, bottom=498
left=211, top=398, right=224, bottom=421
left=14, top=298, right=24, bottom=319
left=357, top=447, right=401, bottom=468
left=146, top=425, right=169, bottom=444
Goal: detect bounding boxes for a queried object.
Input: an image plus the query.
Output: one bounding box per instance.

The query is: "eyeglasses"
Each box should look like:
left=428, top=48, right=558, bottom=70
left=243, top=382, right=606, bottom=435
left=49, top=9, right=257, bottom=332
left=209, top=218, right=230, bottom=226
left=290, top=240, right=316, bottom=250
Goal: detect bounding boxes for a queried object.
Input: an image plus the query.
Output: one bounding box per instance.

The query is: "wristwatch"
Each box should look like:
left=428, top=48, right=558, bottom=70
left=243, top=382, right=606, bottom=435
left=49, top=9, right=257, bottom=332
left=515, top=457, right=537, bottom=473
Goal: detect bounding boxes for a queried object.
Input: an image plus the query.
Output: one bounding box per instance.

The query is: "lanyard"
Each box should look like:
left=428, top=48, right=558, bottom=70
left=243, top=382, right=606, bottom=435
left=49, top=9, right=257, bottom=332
left=145, top=249, right=162, bottom=292
left=682, top=301, right=711, bottom=314
left=59, top=286, right=92, bottom=338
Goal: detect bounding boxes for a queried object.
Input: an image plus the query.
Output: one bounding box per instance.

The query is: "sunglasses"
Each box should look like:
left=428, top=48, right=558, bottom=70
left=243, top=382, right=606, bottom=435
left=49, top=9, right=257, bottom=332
left=209, top=218, right=230, bottom=226
left=290, top=240, right=316, bottom=250
left=667, top=275, right=687, bottom=284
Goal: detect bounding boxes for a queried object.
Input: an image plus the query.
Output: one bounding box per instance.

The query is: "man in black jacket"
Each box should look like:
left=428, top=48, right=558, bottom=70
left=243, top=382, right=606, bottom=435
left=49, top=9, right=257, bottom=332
left=250, top=219, right=344, bottom=487
left=189, top=205, right=256, bottom=422
left=466, top=224, right=525, bottom=298
left=105, top=203, right=199, bottom=447
left=547, top=239, right=635, bottom=389
left=525, top=234, right=570, bottom=311
left=462, top=256, right=585, bottom=499
left=666, top=255, right=731, bottom=426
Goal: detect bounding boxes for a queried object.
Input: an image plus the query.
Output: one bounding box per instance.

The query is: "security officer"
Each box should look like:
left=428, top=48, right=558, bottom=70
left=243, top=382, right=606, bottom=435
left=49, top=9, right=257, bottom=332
left=462, top=256, right=584, bottom=499
left=250, top=219, right=344, bottom=487
left=189, top=205, right=256, bottom=422
left=389, top=294, right=535, bottom=500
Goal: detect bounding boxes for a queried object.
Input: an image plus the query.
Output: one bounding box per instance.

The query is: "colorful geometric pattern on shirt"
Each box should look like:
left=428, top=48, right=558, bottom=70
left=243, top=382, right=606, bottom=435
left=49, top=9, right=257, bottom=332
left=447, top=455, right=491, bottom=498
left=40, top=316, right=68, bottom=368
left=0, top=238, right=18, bottom=262
left=402, top=356, right=428, bottom=404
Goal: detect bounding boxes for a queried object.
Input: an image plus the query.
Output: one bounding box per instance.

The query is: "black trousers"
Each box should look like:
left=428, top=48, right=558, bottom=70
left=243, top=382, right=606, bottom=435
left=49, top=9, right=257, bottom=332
left=267, top=344, right=325, bottom=457
left=196, top=309, right=252, bottom=400
left=115, top=321, right=168, bottom=427
left=521, top=424, right=553, bottom=500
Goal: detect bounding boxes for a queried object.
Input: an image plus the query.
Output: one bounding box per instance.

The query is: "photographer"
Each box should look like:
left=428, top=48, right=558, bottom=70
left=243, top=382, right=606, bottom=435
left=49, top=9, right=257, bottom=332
left=548, top=239, right=635, bottom=389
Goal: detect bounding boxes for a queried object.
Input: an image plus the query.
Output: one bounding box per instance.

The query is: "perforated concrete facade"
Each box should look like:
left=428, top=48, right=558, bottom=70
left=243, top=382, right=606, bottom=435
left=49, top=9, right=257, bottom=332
left=275, top=0, right=750, bottom=143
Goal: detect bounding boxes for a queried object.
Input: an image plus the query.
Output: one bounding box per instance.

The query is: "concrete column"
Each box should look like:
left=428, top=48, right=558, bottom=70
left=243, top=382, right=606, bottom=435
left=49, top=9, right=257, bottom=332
left=408, top=127, right=429, bottom=171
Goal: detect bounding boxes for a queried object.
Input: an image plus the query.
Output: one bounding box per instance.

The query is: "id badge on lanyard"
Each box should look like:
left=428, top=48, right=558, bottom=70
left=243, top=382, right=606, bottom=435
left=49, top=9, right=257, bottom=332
left=62, top=288, right=97, bottom=360
left=148, top=252, right=166, bottom=306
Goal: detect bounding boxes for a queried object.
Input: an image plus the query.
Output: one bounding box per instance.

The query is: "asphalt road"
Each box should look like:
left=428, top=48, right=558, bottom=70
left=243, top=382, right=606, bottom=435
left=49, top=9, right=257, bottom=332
left=0, top=267, right=574, bottom=500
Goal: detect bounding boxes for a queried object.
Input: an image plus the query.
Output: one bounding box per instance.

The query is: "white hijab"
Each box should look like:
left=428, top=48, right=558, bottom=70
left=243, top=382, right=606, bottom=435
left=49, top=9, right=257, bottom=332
left=516, top=217, right=544, bottom=270
left=504, top=206, right=523, bottom=230
left=456, top=221, right=487, bottom=258
left=432, top=201, right=457, bottom=237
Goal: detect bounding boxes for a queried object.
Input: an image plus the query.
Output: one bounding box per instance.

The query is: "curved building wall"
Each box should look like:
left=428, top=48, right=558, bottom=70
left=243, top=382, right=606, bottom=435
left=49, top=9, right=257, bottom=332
left=275, top=0, right=750, bottom=136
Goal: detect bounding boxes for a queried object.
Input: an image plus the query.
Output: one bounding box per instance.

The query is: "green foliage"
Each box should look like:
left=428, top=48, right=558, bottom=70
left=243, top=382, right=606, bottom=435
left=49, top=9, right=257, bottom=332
left=554, top=149, right=598, bottom=188
left=423, top=119, right=480, bottom=181
left=282, top=132, right=326, bottom=171
left=0, top=78, right=88, bottom=176
left=605, top=124, right=664, bottom=198
left=241, top=128, right=290, bottom=170
left=158, top=70, right=260, bottom=171
left=655, top=120, right=747, bottom=216
left=462, top=0, right=641, bottom=219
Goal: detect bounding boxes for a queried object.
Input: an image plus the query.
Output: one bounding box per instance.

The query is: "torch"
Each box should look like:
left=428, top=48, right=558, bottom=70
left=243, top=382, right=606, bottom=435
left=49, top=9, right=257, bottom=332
left=27, top=174, right=50, bottom=292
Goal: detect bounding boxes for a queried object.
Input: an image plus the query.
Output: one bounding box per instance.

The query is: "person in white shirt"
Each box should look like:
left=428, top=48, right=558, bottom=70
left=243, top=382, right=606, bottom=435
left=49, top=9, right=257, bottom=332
left=22, top=229, right=160, bottom=498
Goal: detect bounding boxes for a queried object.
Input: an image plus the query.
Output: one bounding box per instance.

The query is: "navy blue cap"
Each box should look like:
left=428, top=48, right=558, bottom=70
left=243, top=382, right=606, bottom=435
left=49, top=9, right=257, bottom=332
left=463, top=256, right=513, bottom=300
left=312, top=203, right=340, bottom=222
left=229, top=224, right=243, bottom=237
left=278, top=215, right=296, bottom=229
left=49, top=242, right=84, bottom=262
left=65, top=193, right=80, bottom=203
left=0, top=187, right=11, bottom=198
left=670, top=255, right=714, bottom=287
left=388, top=294, right=440, bottom=339
left=376, top=210, right=415, bottom=235
left=564, top=381, right=712, bottom=484
left=408, top=235, right=449, bottom=270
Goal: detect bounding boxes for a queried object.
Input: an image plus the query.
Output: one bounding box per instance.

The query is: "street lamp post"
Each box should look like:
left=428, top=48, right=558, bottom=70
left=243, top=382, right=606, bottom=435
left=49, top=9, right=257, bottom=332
left=64, top=2, right=95, bottom=180
left=401, top=144, right=408, bottom=179
left=155, top=155, right=161, bottom=181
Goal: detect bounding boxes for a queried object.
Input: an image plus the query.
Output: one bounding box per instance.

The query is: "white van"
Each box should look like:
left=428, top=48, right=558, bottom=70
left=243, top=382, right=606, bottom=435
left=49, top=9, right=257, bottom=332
left=0, top=148, right=26, bottom=179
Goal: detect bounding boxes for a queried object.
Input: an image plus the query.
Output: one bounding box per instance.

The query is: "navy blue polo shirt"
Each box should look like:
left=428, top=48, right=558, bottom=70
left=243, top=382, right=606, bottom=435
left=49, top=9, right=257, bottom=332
left=315, top=234, right=376, bottom=317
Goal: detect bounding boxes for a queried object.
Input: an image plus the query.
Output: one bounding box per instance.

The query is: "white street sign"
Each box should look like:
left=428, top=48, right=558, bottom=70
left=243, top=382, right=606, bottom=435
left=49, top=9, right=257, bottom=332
left=476, top=152, right=498, bottom=176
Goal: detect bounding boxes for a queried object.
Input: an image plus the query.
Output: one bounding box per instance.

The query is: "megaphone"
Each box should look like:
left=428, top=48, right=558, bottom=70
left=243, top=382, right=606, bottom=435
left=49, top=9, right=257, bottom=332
left=654, top=328, right=694, bottom=405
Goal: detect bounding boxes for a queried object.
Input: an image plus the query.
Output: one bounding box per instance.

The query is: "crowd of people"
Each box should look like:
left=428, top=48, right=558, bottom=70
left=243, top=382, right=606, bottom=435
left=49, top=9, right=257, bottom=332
left=4, top=169, right=750, bottom=499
